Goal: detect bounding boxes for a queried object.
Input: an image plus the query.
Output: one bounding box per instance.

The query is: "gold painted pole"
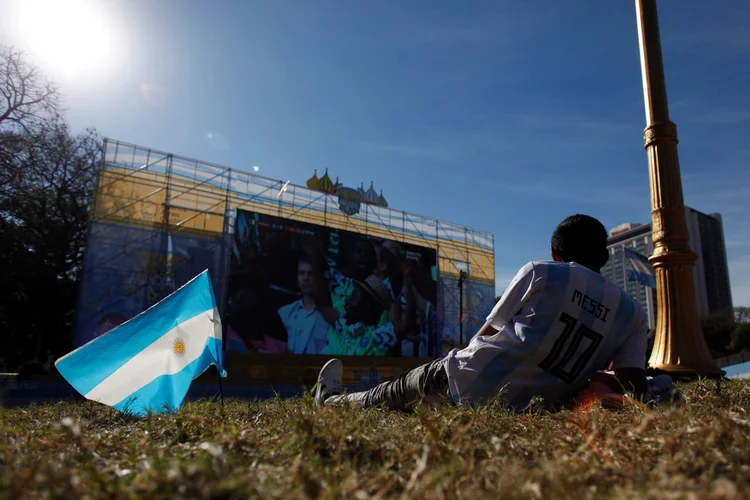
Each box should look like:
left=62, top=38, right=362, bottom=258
left=635, top=0, right=723, bottom=378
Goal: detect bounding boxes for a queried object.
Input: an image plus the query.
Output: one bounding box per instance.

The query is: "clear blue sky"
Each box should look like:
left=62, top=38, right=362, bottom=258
left=2, top=0, right=748, bottom=306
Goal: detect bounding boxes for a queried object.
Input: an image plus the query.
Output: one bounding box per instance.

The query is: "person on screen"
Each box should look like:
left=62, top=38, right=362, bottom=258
left=313, top=214, right=664, bottom=411
left=325, top=273, right=402, bottom=356
left=278, top=255, right=331, bottom=354
left=373, top=240, right=403, bottom=300
left=404, top=255, right=439, bottom=357
left=322, top=237, right=413, bottom=356
left=343, top=238, right=377, bottom=282
left=226, top=270, right=288, bottom=354
left=375, top=243, right=430, bottom=356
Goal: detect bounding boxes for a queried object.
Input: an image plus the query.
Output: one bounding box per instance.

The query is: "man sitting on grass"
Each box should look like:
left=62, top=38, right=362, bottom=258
left=314, top=214, right=661, bottom=411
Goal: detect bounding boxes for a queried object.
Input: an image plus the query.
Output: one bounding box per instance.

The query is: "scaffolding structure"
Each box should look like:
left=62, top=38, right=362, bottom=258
left=74, top=139, right=496, bottom=353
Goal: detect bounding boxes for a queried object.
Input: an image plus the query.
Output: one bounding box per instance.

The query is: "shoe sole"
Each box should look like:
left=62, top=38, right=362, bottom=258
left=314, top=358, right=343, bottom=406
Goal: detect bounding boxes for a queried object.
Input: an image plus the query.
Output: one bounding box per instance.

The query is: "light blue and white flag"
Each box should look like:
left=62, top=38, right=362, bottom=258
left=625, top=248, right=657, bottom=289
left=56, top=270, right=226, bottom=416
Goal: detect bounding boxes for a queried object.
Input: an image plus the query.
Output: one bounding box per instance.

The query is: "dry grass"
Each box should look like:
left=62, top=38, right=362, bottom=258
left=1, top=379, right=749, bottom=499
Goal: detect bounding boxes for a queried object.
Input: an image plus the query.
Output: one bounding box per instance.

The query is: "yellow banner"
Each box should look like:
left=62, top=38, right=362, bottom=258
left=94, top=168, right=225, bottom=235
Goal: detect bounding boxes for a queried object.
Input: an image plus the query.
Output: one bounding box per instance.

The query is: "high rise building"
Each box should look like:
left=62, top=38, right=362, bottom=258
left=686, top=209, right=733, bottom=315
left=603, top=207, right=733, bottom=329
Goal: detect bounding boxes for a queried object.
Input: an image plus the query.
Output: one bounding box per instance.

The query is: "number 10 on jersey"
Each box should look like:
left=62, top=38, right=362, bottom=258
left=539, top=312, right=604, bottom=384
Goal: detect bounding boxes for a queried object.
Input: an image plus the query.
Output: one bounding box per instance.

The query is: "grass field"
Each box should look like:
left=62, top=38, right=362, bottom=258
left=1, top=379, right=748, bottom=499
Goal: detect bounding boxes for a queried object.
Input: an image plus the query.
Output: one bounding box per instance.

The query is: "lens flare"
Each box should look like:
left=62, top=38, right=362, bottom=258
left=140, top=83, right=166, bottom=107
left=206, top=130, right=229, bottom=151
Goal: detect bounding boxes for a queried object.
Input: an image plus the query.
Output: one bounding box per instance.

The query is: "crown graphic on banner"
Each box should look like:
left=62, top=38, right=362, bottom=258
left=305, top=170, right=389, bottom=215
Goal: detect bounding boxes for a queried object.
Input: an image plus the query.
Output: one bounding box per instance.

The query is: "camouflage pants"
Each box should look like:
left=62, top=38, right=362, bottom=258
left=324, top=358, right=453, bottom=411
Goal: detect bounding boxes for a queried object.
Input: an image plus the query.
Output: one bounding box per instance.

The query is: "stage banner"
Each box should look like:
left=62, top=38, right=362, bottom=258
left=72, top=221, right=225, bottom=348
left=438, top=275, right=495, bottom=352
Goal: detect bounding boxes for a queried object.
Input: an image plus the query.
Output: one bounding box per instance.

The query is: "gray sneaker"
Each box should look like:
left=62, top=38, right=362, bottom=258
left=314, top=358, right=343, bottom=406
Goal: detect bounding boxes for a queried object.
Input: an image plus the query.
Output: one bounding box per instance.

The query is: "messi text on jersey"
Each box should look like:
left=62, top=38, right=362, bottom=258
left=572, top=289, right=611, bottom=323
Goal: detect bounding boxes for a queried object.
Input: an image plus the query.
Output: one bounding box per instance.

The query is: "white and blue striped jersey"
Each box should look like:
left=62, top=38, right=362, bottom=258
left=444, top=261, right=648, bottom=409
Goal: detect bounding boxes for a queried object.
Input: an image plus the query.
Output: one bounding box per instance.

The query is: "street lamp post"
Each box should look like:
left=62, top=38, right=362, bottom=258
left=635, top=0, right=723, bottom=378
left=458, top=270, right=465, bottom=346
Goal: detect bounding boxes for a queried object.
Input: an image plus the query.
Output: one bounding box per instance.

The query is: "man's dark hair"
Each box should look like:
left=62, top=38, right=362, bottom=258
left=296, top=249, right=325, bottom=275
left=550, top=214, right=609, bottom=270
left=297, top=253, right=312, bottom=268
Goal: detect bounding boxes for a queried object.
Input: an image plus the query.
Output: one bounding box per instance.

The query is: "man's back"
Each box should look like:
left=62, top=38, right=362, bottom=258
left=445, top=261, right=647, bottom=408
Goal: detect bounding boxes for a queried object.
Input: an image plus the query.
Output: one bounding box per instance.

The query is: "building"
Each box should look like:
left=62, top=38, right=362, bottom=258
left=603, top=223, right=657, bottom=327
left=603, top=207, right=733, bottom=329
left=687, top=209, right=733, bottom=316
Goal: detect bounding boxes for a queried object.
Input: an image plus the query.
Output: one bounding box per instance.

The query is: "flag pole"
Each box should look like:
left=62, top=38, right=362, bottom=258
left=217, top=369, right=224, bottom=407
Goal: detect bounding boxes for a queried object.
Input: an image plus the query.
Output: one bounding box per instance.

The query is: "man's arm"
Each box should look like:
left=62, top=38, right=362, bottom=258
left=476, top=321, right=499, bottom=337
left=611, top=308, right=649, bottom=400
left=613, top=368, right=647, bottom=399
left=477, top=262, right=538, bottom=337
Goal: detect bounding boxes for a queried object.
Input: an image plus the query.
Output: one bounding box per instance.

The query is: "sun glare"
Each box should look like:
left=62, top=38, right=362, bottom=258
left=13, top=0, right=120, bottom=83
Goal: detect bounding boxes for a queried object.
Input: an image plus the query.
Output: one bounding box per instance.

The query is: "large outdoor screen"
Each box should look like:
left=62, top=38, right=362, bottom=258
left=226, top=210, right=440, bottom=357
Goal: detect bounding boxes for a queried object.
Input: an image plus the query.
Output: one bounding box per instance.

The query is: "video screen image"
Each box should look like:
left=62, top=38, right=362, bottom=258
left=226, top=210, right=439, bottom=357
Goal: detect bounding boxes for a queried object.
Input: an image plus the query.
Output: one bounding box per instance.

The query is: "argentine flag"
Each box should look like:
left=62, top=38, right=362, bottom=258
left=56, top=270, right=226, bottom=416
left=625, top=248, right=657, bottom=289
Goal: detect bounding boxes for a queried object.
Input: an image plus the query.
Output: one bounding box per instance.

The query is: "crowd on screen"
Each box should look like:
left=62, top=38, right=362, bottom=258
left=225, top=217, right=438, bottom=357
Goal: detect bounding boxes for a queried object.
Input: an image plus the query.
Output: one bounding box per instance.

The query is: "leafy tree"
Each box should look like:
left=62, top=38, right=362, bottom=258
left=0, top=45, right=100, bottom=372
left=701, top=313, right=736, bottom=358
left=700, top=307, right=750, bottom=359
left=729, top=324, right=750, bottom=353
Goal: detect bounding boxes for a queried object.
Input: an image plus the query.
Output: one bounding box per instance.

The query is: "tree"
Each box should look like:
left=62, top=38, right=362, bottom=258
left=729, top=324, right=750, bottom=353
left=701, top=312, right=736, bottom=358
left=0, top=45, right=100, bottom=371
left=0, top=121, right=101, bottom=370
left=0, top=46, right=59, bottom=138
left=701, top=308, right=750, bottom=359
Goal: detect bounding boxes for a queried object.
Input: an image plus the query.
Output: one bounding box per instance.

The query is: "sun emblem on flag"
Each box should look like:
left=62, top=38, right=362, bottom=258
left=173, top=338, right=186, bottom=357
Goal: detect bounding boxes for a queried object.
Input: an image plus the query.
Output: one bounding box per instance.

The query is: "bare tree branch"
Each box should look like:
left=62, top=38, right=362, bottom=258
left=0, top=45, right=60, bottom=136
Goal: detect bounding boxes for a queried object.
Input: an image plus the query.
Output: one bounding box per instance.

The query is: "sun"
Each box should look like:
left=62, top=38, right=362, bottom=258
left=11, top=0, right=120, bottom=83
left=173, top=338, right=186, bottom=357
